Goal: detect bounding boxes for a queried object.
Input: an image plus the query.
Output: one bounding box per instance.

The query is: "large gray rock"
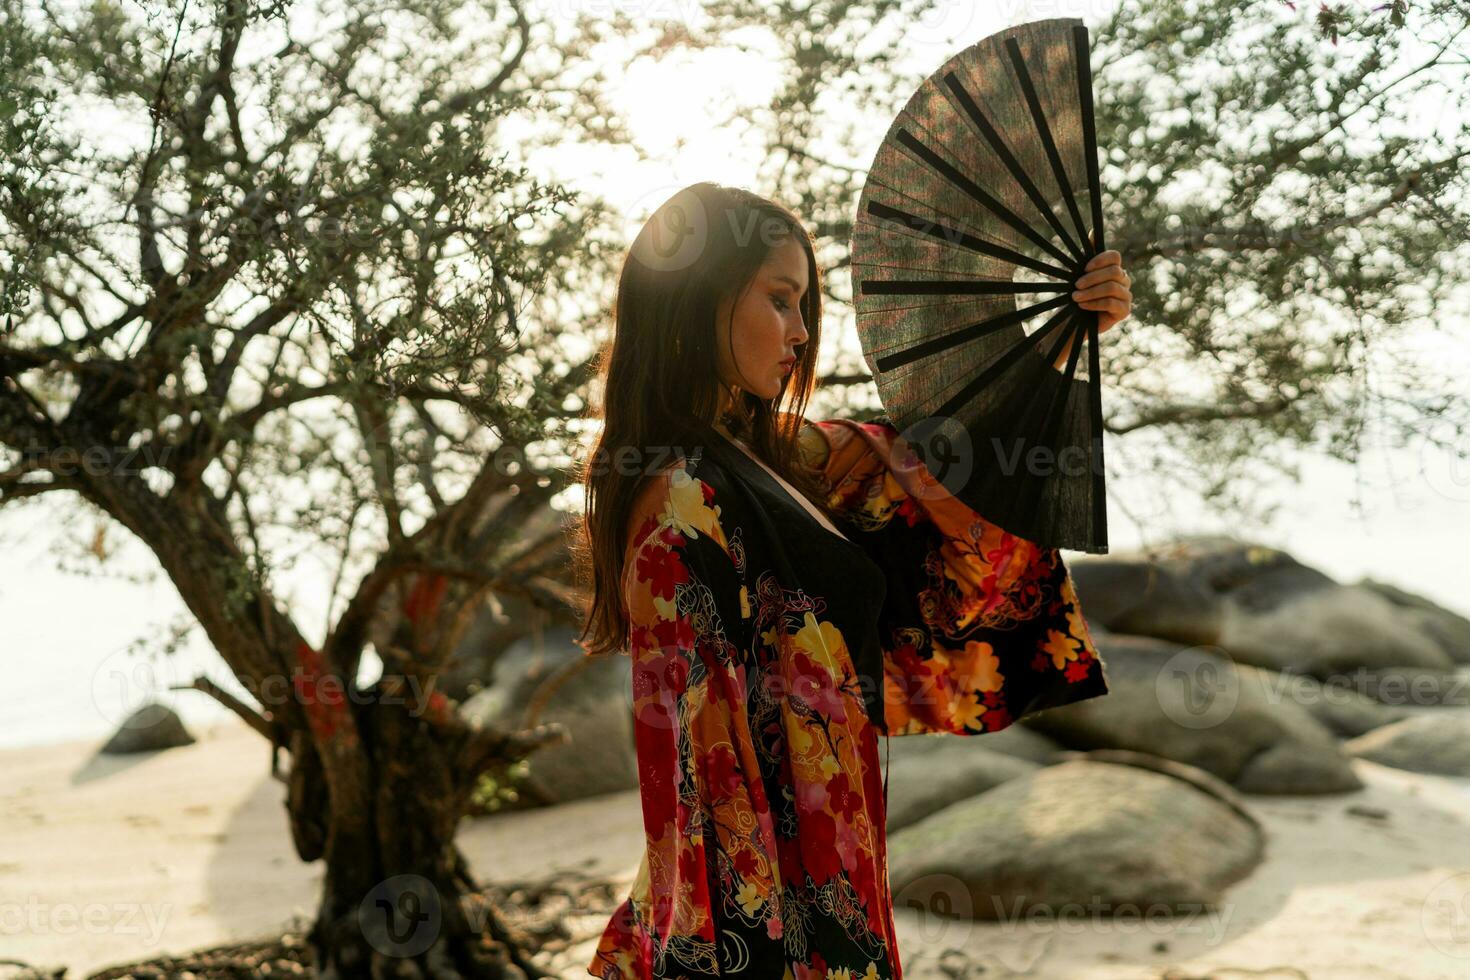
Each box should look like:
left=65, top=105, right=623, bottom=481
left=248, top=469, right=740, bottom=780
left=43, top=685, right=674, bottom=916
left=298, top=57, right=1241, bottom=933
left=887, top=758, right=1264, bottom=921
left=1021, top=634, right=1362, bottom=794
left=1339, top=665, right=1470, bottom=707
left=461, top=624, right=636, bottom=804
left=1074, top=537, right=1454, bottom=682
left=1356, top=577, right=1470, bottom=666
left=1343, top=712, right=1470, bottom=776
left=1069, top=553, right=1223, bottom=647
left=882, top=737, right=1039, bottom=833
left=885, top=723, right=1066, bottom=766
left=1253, top=666, right=1414, bottom=737
left=1057, top=747, right=1261, bottom=827
left=437, top=590, right=555, bottom=700
left=100, top=702, right=196, bottom=754
left=1219, top=581, right=1453, bottom=676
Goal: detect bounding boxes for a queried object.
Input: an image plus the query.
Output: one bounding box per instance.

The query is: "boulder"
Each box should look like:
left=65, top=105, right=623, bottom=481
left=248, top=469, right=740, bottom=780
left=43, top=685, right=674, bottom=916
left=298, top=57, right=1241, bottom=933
left=1259, top=663, right=1470, bottom=709
left=1252, top=666, right=1414, bottom=737
left=882, top=737, right=1039, bottom=833
left=434, top=592, right=559, bottom=701
left=886, top=723, right=1066, bottom=766
left=100, top=702, right=196, bottom=755
left=971, top=722, right=1068, bottom=764
left=1343, top=713, right=1470, bottom=776
left=1020, top=634, right=1362, bottom=794
left=461, top=624, right=637, bottom=804
left=1218, top=581, right=1454, bottom=677
left=887, top=758, right=1264, bottom=921
left=1069, top=553, right=1223, bottom=647
left=1357, top=577, right=1470, bottom=665
left=1074, top=537, right=1454, bottom=683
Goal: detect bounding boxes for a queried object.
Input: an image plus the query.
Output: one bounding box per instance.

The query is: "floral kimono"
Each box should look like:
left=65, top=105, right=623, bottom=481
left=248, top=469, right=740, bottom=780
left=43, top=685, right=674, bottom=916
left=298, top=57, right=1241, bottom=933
left=587, top=415, right=1110, bottom=980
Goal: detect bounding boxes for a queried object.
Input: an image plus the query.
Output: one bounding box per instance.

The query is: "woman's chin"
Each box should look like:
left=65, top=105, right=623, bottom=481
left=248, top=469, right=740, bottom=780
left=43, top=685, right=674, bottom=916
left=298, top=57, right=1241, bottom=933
left=747, top=378, right=784, bottom=400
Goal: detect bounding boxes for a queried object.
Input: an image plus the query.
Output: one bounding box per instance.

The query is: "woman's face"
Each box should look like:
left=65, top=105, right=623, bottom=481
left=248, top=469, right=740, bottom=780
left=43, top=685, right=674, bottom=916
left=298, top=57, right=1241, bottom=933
left=715, top=236, right=811, bottom=403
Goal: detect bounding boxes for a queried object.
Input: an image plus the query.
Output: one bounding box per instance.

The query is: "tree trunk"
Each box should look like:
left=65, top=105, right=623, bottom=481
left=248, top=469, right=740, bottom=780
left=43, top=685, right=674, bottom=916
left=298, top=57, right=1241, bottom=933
left=67, top=461, right=567, bottom=977
left=294, top=682, right=554, bottom=980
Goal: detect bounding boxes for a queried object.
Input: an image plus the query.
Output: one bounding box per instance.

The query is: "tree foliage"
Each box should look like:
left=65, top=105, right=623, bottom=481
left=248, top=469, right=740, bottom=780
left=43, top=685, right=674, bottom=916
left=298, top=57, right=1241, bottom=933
left=702, top=0, right=1470, bottom=515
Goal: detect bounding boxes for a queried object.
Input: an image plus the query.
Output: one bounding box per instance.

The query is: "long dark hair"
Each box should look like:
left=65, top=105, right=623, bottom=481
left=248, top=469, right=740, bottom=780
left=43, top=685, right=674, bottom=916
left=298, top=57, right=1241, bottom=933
left=573, top=181, right=842, bottom=658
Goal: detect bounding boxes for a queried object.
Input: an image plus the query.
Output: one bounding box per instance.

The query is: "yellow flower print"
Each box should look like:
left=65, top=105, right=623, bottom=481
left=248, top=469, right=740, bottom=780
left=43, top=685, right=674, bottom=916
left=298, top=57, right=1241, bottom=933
left=788, top=720, right=814, bottom=753
left=1058, top=574, right=1094, bottom=645
left=663, top=468, right=726, bottom=546
left=860, top=963, right=883, bottom=980
left=736, top=880, right=765, bottom=916
left=950, top=639, right=1003, bottom=694
left=792, top=611, right=848, bottom=681
left=1064, top=602, right=1089, bottom=646
left=826, top=967, right=853, bottom=980
left=612, top=948, right=638, bottom=976
left=952, top=689, right=988, bottom=731
left=1042, top=628, right=1083, bottom=671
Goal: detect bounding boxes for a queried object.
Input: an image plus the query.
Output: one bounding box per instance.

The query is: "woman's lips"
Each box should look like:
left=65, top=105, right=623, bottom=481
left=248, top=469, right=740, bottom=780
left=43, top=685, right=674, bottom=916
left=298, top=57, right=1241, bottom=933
left=780, top=359, right=796, bottom=373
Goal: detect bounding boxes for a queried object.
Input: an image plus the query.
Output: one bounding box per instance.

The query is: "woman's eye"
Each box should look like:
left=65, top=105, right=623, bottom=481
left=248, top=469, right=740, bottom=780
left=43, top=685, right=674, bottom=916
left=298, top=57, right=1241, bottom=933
left=772, top=296, right=789, bottom=311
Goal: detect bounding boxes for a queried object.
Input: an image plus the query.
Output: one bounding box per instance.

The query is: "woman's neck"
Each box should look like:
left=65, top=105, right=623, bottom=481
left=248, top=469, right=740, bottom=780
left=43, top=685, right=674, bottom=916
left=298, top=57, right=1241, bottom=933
left=715, top=385, right=752, bottom=447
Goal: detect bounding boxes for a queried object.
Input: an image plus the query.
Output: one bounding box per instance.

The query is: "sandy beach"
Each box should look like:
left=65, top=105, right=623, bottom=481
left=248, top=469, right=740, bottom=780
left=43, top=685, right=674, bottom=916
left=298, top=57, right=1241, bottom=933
left=4, top=714, right=1470, bottom=978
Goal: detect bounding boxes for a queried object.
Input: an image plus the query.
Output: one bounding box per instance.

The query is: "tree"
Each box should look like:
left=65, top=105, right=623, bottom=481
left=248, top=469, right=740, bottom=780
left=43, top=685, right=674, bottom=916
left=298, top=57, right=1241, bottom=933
left=0, top=0, right=630, bottom=973
left=1279, top=0, right=1464, bottom=45
left=1090, top=0, right=1469, bottom=518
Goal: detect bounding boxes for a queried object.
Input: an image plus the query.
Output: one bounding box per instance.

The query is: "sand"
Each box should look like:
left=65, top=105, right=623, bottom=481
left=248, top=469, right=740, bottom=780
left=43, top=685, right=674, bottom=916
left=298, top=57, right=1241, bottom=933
left=3, top=715, right=1470, bottom=979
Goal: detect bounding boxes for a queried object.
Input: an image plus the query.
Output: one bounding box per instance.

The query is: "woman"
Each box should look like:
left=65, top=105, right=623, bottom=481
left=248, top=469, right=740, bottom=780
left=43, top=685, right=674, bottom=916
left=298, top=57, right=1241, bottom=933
left=576, top=182, right=1130, bottom=979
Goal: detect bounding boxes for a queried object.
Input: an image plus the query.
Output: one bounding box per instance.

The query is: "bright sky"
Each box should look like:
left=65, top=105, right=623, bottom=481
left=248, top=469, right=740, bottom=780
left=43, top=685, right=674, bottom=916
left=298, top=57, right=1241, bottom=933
left=3, top=0, right=1467, bottom=749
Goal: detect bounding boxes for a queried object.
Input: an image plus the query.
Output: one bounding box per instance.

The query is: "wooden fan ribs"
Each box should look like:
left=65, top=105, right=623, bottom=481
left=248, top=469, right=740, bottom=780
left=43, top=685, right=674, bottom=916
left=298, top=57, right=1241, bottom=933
left=1074, top=23, right=1106, bottom=254
left=862, top=200, right=1072, bottom=280
left=873, top=292, right=1070, bottom=372
left=931, top=306, right=1075, bottom=420
left=850, top=17, right=1111, bottom=553
left=891, top=127, right=1077, bottom=268
left=1004, top=36, right=1092, bottom=255
left=941, top=70, right=1086, bottom=262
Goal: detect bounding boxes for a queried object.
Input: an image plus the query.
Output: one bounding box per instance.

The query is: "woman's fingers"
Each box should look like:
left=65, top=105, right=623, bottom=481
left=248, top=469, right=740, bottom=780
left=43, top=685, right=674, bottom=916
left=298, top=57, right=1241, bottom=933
left=1077, top=252, right=1129, bottom=286
left=1072, top=251, right=1132, bottom=331
left=1076, top=299, right=1128, bottom=316
left=1074, top=265, right=1129, bottom=290
left=1071, top=280, right=1130, bottom=304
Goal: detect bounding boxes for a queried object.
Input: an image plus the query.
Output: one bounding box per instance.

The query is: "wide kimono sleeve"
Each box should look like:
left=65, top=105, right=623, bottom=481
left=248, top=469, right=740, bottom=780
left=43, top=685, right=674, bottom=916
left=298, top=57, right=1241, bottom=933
left=588, top=463, right=776, bottom=980
left=798, top=415, right=1110, bottom=737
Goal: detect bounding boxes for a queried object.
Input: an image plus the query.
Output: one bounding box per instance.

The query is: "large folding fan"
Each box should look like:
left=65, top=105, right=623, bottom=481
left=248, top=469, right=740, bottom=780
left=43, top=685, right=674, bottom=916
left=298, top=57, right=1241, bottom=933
left=850, top=18, right=1110, bottom=554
